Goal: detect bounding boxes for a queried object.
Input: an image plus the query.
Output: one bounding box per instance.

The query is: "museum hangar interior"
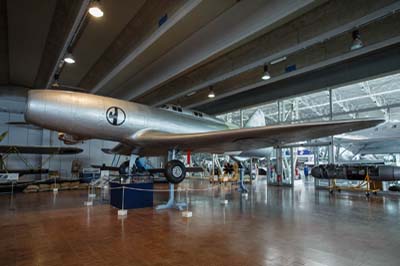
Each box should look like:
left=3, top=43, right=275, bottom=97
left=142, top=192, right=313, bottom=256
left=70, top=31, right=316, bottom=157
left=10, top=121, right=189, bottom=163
left=1, top=1, right=400, bottom=266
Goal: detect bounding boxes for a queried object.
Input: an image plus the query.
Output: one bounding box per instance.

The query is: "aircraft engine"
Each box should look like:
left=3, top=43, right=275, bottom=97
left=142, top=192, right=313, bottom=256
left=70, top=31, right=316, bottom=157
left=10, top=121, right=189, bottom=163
left=58, top=132, right=87, bottom=145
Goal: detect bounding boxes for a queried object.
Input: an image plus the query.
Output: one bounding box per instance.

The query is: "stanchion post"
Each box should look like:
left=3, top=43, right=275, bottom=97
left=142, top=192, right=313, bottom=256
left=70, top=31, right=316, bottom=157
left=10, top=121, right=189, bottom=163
left=182, top=187, right=192, bottom=218
left=118, top=186, right=128, bottom=216
left=9, top=181, right=15, bottom=210
left=122, top=186, right=125, bottom=211
left=220, top=185, right=228, bottom=205
left=53, top=175, right=58, bottom=193
left=84, top=182, right=93, bottom=206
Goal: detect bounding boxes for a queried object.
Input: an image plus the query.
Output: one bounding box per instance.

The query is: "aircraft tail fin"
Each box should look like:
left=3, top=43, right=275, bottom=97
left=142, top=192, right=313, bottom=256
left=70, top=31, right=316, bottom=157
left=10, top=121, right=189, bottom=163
left=245, top=109, right=266, bottom=128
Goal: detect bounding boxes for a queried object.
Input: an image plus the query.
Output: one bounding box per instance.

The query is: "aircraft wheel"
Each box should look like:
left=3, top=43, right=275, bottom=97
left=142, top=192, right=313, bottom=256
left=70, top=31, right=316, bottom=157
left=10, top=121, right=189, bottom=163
left=165, top=160, right=186, bottom=184
left=365, top=192, right=370, bottom=197
left=373, top=191, right=377, bottom=195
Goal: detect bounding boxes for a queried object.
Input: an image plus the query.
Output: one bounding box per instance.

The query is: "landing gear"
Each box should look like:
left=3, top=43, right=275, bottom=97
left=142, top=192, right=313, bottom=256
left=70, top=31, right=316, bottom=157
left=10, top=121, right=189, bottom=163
left=156, top=150, right=187, bottom=210
left=165, top=160, right=186, bottom=184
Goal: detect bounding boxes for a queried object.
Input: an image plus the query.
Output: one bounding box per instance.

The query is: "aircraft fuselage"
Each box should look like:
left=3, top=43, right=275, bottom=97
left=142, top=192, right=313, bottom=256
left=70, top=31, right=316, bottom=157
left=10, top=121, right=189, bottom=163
left=25, top=90, right=230, bottom=144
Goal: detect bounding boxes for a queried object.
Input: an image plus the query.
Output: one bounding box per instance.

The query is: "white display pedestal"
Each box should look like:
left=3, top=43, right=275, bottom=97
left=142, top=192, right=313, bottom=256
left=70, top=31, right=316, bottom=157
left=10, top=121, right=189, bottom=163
left=118, top=209, right=128, bottom=216
left=182, top=211, right=192, bottom=218
left=220, top=199, right=228, bottom=205
left=84, top=201, right=93, bottom=206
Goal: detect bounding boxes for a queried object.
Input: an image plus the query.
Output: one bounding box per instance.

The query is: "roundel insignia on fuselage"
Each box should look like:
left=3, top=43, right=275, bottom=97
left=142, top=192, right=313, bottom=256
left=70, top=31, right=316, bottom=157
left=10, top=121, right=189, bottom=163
left=106, top=106, right=126, bottom=126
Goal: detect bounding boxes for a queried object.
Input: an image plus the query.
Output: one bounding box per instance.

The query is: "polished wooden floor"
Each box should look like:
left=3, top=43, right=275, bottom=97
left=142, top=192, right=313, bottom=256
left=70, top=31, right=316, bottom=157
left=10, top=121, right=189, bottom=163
left=0, top=180, right=399, bottom=266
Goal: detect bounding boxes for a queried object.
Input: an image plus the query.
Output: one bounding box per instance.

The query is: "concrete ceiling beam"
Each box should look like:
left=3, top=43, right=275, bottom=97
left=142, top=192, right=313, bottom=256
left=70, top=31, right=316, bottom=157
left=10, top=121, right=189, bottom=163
left=86, top=0, right=203, bottom=94
left=114, top=0, right=318, bottom=101
left=194, top=39, right=400, bottom=115
left=33, top=0, right=90, bottom=89
left=0, top=0, right=8, bottom=84
left=183, top=11, right=400, bottom=110
left=148, top=0, right=400, bottom=107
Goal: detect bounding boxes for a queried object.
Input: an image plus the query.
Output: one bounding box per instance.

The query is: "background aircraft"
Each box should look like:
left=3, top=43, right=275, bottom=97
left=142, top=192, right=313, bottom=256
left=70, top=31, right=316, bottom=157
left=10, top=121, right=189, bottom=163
left=0, top=130, right=83, bottom=177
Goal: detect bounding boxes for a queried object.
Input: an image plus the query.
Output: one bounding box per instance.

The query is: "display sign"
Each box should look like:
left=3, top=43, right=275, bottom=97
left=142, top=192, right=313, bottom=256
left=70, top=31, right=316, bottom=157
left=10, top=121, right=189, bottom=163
left=0, top=173, right=19, bottom=183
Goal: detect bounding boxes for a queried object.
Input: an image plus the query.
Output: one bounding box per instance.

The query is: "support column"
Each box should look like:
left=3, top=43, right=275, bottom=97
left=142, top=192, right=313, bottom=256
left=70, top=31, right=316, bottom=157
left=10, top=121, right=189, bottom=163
left=277, top=100, right=282, bottom=124
left=328, top=88, right=335, bottom=165
left=240, top=109, right=244, bottom=128
left=276, top=148, right=283, bottom=185
left=290, top=147, right=295, bottom=187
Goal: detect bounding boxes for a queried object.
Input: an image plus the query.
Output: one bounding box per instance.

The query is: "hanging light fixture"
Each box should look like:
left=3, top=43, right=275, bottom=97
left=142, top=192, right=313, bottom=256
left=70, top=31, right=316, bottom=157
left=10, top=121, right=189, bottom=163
left=64, top=52, right=75, bottom=64
left=208, top=86, right=215, bottom=98
left=350, top=30, right=363, bottom=51
left=261, top=64, right=271, bottom=80
left=89, top=0, right=104, bottom=18
left=51, top=74, right=60, bottom=88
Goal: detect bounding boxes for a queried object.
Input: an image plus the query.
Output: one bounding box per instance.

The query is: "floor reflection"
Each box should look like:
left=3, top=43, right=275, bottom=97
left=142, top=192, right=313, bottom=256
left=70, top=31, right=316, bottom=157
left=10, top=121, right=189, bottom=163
left=0, top=179, right=399, bottom=266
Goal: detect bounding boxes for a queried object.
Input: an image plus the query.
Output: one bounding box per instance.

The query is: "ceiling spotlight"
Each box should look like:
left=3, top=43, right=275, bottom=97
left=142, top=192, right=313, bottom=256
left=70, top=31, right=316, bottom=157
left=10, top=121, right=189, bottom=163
left=350, top=30, right=363, bottom=51
left=208, top=87, right=215, bottom=98
left=89, top=1, right=104, bottom=18
left=261, top=64, right=271, bottom=80
left=64, top=53, right=75, bottom=64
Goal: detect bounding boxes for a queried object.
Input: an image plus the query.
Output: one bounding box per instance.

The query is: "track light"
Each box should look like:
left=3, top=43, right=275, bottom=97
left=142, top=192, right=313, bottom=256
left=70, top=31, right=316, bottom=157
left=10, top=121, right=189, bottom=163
left=64, top=53, right=75, bottom=64
left=270, top=56, right=287, bottom=65
left=89, top=1, right=104, bottom=18
left=186, top=91, right=197, bottom=97
left=261, top=64, right=271, bottom=80
left=350, top=30, right=363, bottom=51
left=208, top=87, right=215, bottom=98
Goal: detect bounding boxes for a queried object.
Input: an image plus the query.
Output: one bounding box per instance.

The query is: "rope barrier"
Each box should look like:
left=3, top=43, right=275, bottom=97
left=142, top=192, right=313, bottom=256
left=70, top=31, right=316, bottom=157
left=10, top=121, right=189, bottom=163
left=109, top=184, right=220, bottom=192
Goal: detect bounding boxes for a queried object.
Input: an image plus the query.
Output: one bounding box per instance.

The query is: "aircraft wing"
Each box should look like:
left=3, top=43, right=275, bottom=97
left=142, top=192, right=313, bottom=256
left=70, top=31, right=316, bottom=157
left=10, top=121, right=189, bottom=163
left=0, top=169, right=49, bottom=176
left=114, top=118, right=383, bottom=156
left=338, top=139, right=400, bottom=155
left=102, top=143, right=134, bottom=155
left=0, top=146, right=83, bottom=155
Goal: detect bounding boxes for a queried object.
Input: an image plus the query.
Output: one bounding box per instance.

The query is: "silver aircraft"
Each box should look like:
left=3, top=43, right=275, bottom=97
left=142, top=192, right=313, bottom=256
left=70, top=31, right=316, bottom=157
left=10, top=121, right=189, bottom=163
left=25, top=90, right=383, bottom=183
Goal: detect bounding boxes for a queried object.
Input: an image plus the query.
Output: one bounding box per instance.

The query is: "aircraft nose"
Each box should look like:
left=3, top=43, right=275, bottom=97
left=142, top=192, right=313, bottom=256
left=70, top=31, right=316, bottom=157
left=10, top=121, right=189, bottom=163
left=25, top=90, right=45, bottom=125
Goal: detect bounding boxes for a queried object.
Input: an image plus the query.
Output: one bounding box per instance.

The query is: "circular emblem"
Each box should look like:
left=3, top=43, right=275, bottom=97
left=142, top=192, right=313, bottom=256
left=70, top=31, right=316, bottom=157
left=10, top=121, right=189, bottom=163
left=106, top=106, right=126, bottom=126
